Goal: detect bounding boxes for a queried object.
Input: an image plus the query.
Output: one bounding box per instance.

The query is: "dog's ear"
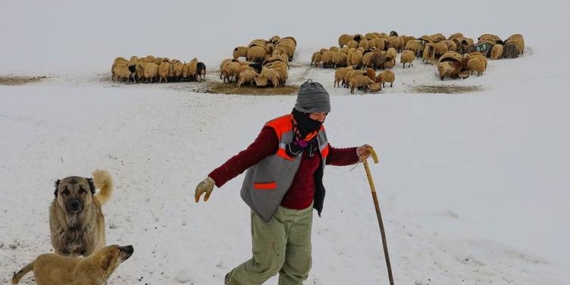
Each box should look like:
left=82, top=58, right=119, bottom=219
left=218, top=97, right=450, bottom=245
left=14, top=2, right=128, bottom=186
left=101, top=253, right=113, bottom=271
left=54, top=179, right=60, bottom=196
left=87, top=178, right=96, bottom=195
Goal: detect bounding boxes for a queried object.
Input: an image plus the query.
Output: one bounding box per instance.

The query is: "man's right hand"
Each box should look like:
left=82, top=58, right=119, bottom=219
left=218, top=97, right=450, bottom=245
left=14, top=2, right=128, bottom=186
left=195, top=177, right=215, bottom=203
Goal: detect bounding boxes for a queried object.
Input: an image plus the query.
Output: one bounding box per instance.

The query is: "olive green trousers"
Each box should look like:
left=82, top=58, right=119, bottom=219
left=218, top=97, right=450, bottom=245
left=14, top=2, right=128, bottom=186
left=226, top=205, right=313, bottom=285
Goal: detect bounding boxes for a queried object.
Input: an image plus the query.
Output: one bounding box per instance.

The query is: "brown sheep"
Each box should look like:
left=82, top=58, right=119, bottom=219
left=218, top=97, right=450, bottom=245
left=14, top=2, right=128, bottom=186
left=344, top=70, right=366, bottom=88
left=331, top=51, right=348, bottom=68
left=158, top=62, right=170, bottom=83
left=246, top=46, right=267, bottom=63
left=376, top=70, right=395, bottom=87
left=143, top=62, right=159, bottom=83
left=233, top=46, right=249, bottom=59
left=311, top=51, right=323, bottom=67
left=422, top=43, right=435, bottom=64
left=400, top=50, right=415, bottom=68
left=237, top=69, right=259, bottom=87
left=112, top=62, right=136, bottom=83
left=433, top=41, right=449, bottom=59
left=349, top=75, right=375, bottom=94
left=491, top=44, right=504, bottom=60
left=365, top=68, right=376, bottom=81
left=220, top=61, right=240, bottom=83
left=333, top=66, right=353, bottom=88
left=404, top=40, right=425, bottom=57
left=338, top=34, right=354, bottom=47
left=437, top=61, right=453, bottom=81
left=467, top=57, right=487, bottom=76
left=259, top=68, right=280, bottom=88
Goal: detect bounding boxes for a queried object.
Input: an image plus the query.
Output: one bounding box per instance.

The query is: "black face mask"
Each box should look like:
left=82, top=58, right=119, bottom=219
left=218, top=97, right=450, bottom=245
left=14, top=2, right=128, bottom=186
left=292, top=108, right=322, bottom=139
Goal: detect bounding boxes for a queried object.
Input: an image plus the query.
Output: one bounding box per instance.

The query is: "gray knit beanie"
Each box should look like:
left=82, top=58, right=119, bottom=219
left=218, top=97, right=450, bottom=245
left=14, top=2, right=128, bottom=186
left=294, top=80, right=331, bottom=113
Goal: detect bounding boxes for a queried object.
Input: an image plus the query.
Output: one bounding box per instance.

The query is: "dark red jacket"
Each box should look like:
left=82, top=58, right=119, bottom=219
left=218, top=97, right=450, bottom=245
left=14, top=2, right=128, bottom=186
left=209, top=126, right=360, bottom=210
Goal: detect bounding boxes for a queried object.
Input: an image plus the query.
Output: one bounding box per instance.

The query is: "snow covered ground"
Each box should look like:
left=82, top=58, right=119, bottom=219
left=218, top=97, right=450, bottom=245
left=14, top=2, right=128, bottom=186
left=1, top=1, right=569, bottom=284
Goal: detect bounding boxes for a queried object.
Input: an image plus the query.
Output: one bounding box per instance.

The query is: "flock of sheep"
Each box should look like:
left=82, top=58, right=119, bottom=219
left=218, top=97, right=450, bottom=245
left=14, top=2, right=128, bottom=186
left=110, top=31, right=525, bottom=95
left=218, top=35, right=297, bottom=88
left=311, top=31, right=525, bottom=93
left=111, top=56, right=206, bottom=84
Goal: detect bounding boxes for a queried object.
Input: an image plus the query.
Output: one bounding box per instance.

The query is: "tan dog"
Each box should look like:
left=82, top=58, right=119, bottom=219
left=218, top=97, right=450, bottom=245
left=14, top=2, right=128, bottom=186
left=12, top=244, right=133, bottom=285
left=49, top=169, right=113, bottom=257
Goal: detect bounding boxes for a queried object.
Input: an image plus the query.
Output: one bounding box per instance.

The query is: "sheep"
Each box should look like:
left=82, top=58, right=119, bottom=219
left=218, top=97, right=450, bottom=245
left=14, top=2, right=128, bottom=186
left=467, top=57, right=486, bottom=76
left=143, top=62, right=159, bottom=83
left=358, top=39, right=370, bottom=50
left=386, top=47, right=397, bottom=61
left=465, top=41, right=494, bottom=57
left=221, top=61, right=241, bottom=83
left=383, top=55, right=396, bottom=69
left=490, top=44, right=504, bottom=60
left=346, top=49, right=364, bottom=68
left=331, top=51, right=348, bottom=68
left=448, top=33, right=464, bottom=40
left=237, top=69, right=259, bottom=87
left=263, top=61, right=288, bottom=86
left=248, top=39, right=268, bottom=48
left=187, top=59, right=198, bottom=81
left=422, top=43, right=435, bottom=64
left=320, top=50, right=335, bottom=69
left=400, top=50, right=415, bottom=68
left=365, top=68, right=376, bottom=81
left=437, top=61, right=453, bottom=81
left=218, top=59, right=233, bottom=79
left=311, top=51, right=323, bottom=67
left=388, top=36, right=402, bottom=52
left=404, top=40, right=425, bottom=57
left=259, top=68, right=280, bottom=88
left=433, top=41, right=449, bottom=58
left=363, top=50, right=386, bottom=70
left=334, top=66, right=353, bottom=88
left=274, top=42, right=295, bottom=61
left=504, top=34, right=524, bottom=58
left=346, top=40, right=359, bottom=49
left=443, top=40, right=458, bottom=52
left=478, top=33, right=502, bottom=45
left=112, top=62, right=137, bottom=83
left=233, top=46, right=249, bottom=59
left=349, top=75, right=376, bottom=94
left=506, top=34, right=525, bottom=54
left=344, top=70, right=366, bottom=88
left=377, top=70, right=395, bottom=87
left=246, top=46, right=267, bottom=63
left=197, top=62, right=206, bottom=82
left=268, top=35, right=281, bottom=44
left=430, top=33, right=446, bottom=43
left=173, top=61, right=184, bottom=81
left=372, top=38, right=386, bottom=51
left=158, top=62, right=170, bottom=83
left=338, top=34, right=353, bottom=47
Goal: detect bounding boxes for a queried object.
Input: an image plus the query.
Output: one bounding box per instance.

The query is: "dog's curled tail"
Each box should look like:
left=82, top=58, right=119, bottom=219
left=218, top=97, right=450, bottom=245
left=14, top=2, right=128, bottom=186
left=12, top=262, right=34, bottom=284
left=93, top=169, right=114, bottom=205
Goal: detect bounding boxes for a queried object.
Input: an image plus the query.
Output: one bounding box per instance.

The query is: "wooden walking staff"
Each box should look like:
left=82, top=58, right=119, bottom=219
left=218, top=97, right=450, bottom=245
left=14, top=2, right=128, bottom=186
left=362, top=147, right=394, bottom=285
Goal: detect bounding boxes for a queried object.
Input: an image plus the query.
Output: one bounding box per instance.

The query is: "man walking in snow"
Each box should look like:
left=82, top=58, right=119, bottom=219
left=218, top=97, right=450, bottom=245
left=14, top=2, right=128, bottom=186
left=195, top=80, right=373, bottom=285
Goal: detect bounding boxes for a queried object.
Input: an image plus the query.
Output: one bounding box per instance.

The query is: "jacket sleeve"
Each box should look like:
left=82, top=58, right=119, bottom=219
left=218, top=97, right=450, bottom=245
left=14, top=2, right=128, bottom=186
left=208, top=126, right=279, bottom=188
left=325, top=144, right=360, bottom=166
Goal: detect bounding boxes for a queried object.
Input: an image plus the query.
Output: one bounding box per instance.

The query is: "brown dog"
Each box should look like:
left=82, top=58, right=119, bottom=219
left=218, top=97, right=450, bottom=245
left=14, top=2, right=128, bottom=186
left=12, top=244, right=133, bottom=285
left=49, top=169, right=113, bottom=257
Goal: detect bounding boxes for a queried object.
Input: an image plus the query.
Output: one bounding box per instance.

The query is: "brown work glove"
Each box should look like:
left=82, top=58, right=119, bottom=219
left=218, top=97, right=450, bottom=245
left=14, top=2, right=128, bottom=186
left=357, top=144, right=373, bottom=160
left=195, top=177, right=215, bottom=202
